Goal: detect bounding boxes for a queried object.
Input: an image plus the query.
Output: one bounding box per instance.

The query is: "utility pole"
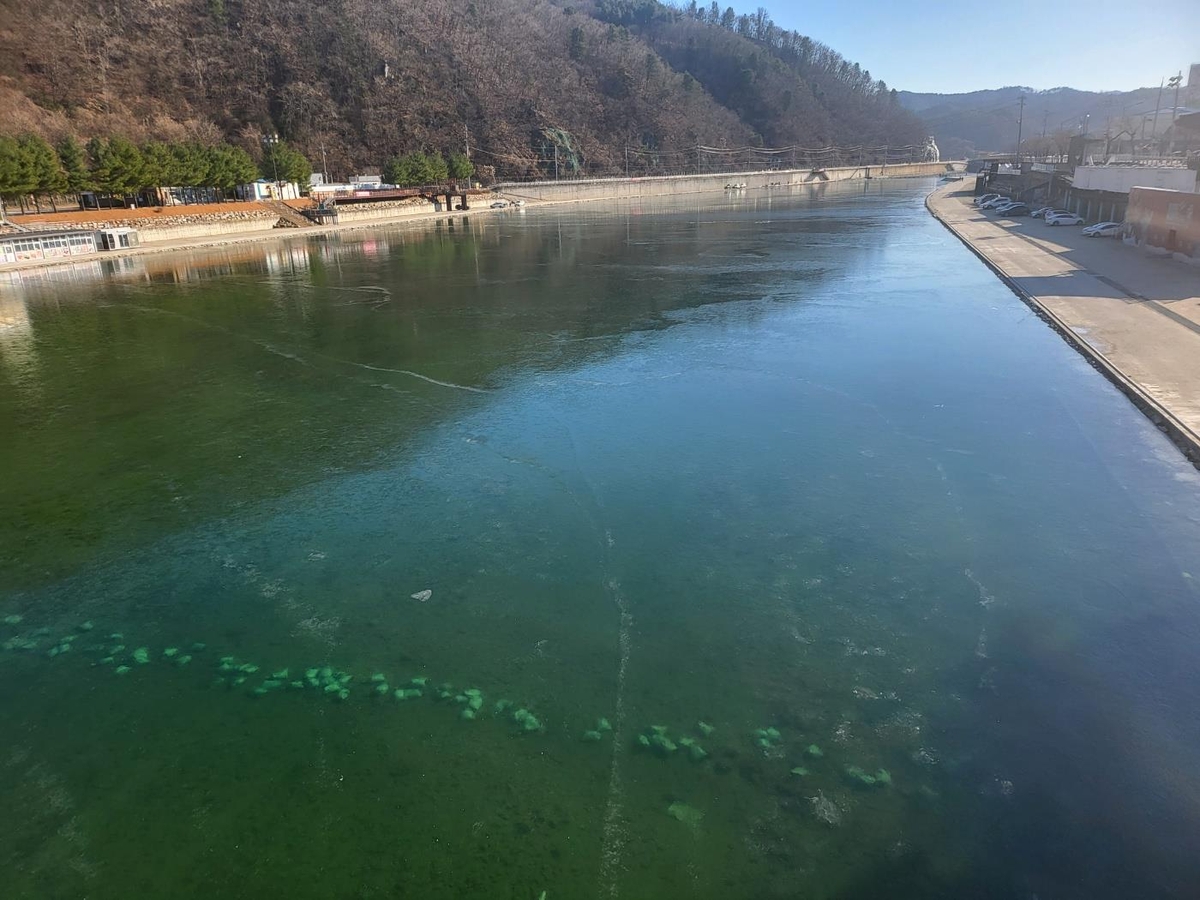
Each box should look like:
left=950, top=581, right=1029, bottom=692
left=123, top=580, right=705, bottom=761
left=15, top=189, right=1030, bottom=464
left=1015, top=94, right=1025, bottom=166
left=1151, top=77, right=1164, bottom=153
left=554, top=144, right=558, bottom=181
left=462, top=124, right=471, bottom=188
left=262, top=133, right=281, bottom=197
left=625, top=147, right=629, bottom=178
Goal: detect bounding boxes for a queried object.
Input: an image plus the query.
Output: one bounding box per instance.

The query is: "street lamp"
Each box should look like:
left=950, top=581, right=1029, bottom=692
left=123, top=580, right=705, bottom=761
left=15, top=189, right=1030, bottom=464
left=262, top=133, right=281, bottom=198
left=1169, top=72, right=1184, bottom=153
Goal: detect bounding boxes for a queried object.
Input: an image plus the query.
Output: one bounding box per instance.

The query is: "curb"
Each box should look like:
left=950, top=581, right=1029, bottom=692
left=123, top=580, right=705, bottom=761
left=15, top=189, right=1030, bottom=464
left=925, top=186, right=1200, bottom=470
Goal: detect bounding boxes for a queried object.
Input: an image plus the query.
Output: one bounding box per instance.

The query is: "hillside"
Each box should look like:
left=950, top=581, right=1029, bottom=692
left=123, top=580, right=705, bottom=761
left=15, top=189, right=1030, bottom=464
left=0, top=0, right=927, bottom=179
left=900, top=85, right=1183, bottom=159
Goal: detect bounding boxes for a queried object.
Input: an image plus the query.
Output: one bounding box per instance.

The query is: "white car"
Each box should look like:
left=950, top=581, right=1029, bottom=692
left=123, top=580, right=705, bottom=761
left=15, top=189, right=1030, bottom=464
left=981, top=197, right=1012, bottom=209
left=1082, top=221, right=1122, bottom=238
left=1045, top=213, right=1084, bottom=226
left=975, top=193, right=1000, bottom=206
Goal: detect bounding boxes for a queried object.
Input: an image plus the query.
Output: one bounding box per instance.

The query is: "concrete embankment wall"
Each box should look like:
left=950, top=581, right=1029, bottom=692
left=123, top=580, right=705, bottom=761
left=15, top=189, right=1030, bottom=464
left=135, top=219, right=280, bottom=244
left=497, top=161, right=963, bottom=204
left=335, top=202, right=437, bottom=225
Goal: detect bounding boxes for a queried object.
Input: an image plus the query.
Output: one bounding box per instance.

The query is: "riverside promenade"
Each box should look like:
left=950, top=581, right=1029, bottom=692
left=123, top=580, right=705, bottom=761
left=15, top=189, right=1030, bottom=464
left=928, top=181, right=1200, bottom=465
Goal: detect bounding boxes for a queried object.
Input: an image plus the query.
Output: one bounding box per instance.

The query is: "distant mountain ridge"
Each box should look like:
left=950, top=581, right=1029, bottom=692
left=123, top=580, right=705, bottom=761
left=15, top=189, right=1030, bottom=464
left=900, top=84, right=1192, bottom=158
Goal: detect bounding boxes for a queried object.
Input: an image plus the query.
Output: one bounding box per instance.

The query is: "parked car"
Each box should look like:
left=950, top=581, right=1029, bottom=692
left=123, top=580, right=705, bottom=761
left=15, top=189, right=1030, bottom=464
left=974, top=193, right=1000, bottom=206
left=1030, top=207, right=1055, bottom=218
left=1045, top=213, right=1084, bottom=226
left=998, top=203, right=1030, bottom=216
left=490, top=201, right=509, bottom=209
left=1082, top=221, right=1122, bottom=238
left=981, top=197, right=1012, bottom=209
left=1037, top=209, right=1071, bottom=220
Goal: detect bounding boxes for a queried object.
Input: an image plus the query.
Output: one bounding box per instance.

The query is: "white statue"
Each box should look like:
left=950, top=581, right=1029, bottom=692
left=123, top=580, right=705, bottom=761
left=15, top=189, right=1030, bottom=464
left=922, top=136, right=940, bottom=163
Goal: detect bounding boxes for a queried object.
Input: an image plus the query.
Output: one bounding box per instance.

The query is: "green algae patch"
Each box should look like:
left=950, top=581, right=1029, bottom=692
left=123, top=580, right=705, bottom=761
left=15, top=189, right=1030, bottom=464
left=512, top=708, right=543, bottom=732
left=667, top=801, right=703, bottom=832
left=753, top=726, right=783, bottom=751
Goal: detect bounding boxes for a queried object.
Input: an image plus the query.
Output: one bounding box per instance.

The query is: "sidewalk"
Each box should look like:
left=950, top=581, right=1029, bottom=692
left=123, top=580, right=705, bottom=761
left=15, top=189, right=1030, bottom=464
left=928, top=182, right=1200, bottom=463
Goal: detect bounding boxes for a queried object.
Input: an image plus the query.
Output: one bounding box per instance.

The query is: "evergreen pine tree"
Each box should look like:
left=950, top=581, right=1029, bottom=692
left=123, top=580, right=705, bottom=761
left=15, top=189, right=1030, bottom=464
left=57, top=136, right=91, bottom=201
left=19, top=135, right=64, bottom=212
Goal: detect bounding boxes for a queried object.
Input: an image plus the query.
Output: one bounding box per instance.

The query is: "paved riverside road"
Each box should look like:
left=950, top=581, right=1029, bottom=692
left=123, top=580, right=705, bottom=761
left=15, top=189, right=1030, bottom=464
left=928, top=182, right=1200, bottom=460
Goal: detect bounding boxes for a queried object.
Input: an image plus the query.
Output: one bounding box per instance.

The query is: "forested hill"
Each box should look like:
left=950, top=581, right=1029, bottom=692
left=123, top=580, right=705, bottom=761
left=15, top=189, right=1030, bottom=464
left=0, top=0, right=927, bottom=179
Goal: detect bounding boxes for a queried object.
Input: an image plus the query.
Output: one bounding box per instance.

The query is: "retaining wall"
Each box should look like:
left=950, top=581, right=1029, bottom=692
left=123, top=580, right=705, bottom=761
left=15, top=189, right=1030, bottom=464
left=135, top=219, right=281, bottom=244
left=496, top=161, right=964, bottom=204
left=335, top=201, right=438, bottom=225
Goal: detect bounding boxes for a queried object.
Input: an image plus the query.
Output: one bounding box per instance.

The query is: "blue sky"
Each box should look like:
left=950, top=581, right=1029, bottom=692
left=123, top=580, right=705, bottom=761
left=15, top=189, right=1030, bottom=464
left=763, top=0, right=1199, bottom=94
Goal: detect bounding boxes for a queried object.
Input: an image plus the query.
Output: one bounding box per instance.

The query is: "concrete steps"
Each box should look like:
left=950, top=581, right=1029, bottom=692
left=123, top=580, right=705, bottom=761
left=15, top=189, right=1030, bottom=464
left=261, top=199, right=312, bottom=228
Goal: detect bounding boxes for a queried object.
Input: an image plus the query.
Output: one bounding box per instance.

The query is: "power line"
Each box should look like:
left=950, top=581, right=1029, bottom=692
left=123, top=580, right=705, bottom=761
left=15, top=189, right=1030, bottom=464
left=468, top=140, right=927, bottom=179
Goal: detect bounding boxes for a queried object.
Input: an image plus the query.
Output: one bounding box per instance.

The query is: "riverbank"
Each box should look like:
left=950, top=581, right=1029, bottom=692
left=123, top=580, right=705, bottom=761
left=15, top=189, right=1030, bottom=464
left=1, top=162, right=962, bottom=276
left=0, top=200, right=500, bottom=278
left=498, top=160, right=959, bottom=204
left=927, top=181, right=1200, bottom=466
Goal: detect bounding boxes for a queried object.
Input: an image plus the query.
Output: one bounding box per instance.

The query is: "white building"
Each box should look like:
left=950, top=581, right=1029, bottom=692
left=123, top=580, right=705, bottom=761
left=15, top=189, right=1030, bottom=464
left=1072, top=166, right=1198, bottom=194
left=0, top=229, right=98, bottom=265
left=237, top=180, right=302, bottom=201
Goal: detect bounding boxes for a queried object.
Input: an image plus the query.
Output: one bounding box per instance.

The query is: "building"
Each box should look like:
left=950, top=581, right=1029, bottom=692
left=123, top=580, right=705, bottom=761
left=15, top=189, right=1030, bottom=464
left=1124, top=187, right=1200, bottom=265
left=237, top=180, right=302, bottom=201
left=0, top=229, right=98, bottom=265
left=96, top=227, right=140, bottom=251
left=1060, top=166, right=1198, bottom=224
